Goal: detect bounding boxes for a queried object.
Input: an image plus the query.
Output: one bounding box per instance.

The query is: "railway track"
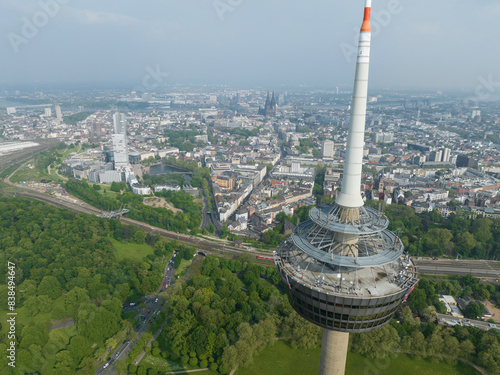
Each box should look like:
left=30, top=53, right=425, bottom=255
left=0, top=141, right=59, bottom=175
left=415, top=259, right=500, bottom=279
left=3, top=142, right=500, bottom=278
left=1, top=188, right=250, bottom=258
left=6, top=188, right=500, bottom=278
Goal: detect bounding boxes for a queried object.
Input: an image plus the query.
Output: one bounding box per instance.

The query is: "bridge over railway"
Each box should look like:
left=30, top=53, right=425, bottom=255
left=98, top=209, right=130, bottom=219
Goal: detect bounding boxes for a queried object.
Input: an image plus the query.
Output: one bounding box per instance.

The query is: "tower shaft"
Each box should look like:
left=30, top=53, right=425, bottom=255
left=319, top=330, right=349, bottom=375
left=336, top=0, right=372, bottom=209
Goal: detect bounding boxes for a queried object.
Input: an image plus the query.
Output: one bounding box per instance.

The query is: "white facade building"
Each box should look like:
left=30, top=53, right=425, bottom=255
left=322, top=140, right=335, bottom=159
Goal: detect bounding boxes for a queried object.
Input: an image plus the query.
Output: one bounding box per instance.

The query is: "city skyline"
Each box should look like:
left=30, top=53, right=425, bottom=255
left=0, top=0, right=499, bottom=92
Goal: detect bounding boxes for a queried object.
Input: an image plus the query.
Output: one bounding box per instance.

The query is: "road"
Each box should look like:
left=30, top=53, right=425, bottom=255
left=201, top=188, right=222, bottom=234
left=96, top=252, right=177, bottom=375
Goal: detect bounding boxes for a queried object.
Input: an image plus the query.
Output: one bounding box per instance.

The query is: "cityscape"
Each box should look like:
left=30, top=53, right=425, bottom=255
left=1, top=1, right=500, bottom=375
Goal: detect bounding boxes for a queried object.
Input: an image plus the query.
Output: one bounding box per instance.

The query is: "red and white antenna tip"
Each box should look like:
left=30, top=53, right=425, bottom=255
left=361, top=0, right=372, bottom=32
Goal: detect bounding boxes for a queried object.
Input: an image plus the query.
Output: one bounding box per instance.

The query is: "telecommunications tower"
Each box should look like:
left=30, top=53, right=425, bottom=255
left=274, top=1, right=419, bottom=374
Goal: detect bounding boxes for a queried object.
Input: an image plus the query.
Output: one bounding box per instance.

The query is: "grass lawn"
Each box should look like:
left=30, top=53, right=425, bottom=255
left=235, top=341, right=479, bottom=375
left=10, top=165, right=52, bottom=183
left=139, top=353, right=219, bottom=374
left=48, top=165, right=61, bottom=180
left=60, top=145, right=80, bottom=158
left=174, top=258, right=194, bottom=278
left=96, top=188, right=121, bottom=198
left=108, top=237, right=155, bottom=262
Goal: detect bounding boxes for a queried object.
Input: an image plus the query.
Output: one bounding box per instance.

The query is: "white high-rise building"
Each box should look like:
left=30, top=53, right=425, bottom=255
left=112, top=112, right=129, bottom=168
left=55, top=105, right=62, bottom=122
left=374, top=132, right=394, bottom=144
left=429, top=150, right=443, bottom=163
left=44, top=108, right=52, bottom=117
left=322, top=140, right=335, bottom=159
left=440, top=148, right=451, bottom=162
left=113, top=113, right=126, bottom=135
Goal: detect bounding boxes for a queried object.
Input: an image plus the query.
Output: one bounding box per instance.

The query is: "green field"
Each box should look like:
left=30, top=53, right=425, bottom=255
left=174, top=258, right=194, bottom=279
left=10, top=165, right=52, bottom=183
left=108, top=237, right=155, bottom=262
left=235, top=341, right=479, bottom=375
left=60, top=145, right=81, bottom=158
left=139, top=352, right=220, bottom=375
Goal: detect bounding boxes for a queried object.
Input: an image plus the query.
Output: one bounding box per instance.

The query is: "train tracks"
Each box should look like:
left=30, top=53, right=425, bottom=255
left=0, top=141, right=59, bottom=176
left=1, top=187, right=249, bottom=258
left=3, top=142, right=500, bottom=277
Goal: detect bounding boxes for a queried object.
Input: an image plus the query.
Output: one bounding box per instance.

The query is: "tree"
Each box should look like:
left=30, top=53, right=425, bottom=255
left=38, top=275, right=62, bottom=299
left=455, top=232, right=477, bottom=258
left=353, top=324, right=400, bottom=358
left=221, top=225, right=229, bottom=239
left=422, top=305, right=437, bottom=322
left=472, top=218, right=493, bottom=243
left=37, top=295, right=53, bottom=313
left=65, top=287, right=90, bottom=316
left=53, top=350, right=73, bottom=375
left=460, top=339, right=476, bottom=360
left=282, top=311, right=321, bottom=349
left=220, top=345, right=238, bottom=374
left=23, top=296, right=40, bottom=317
left=424, top=228, right=453, bottom=256
left=110, top=181, right=121, bottom=192
left=464, top=301, right=484, bottom=319
left=67, top=335, right=93, bottom=365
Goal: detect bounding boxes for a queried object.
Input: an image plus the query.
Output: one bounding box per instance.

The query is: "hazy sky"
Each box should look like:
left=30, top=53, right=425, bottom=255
left=1, top=0, right=499, bottom=92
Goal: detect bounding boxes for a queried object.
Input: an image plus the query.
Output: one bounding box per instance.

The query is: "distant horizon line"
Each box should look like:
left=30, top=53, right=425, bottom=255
left=0, top=82, right=481, bottom=97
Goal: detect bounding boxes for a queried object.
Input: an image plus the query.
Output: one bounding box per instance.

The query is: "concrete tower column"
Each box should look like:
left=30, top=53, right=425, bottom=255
left=318, top=329, right=349, bottom=375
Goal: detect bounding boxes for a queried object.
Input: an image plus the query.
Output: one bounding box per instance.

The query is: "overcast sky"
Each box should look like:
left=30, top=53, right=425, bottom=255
left=1, top=0, right=499, bottom=92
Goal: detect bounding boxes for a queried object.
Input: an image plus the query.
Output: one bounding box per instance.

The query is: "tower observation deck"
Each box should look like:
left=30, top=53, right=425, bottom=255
left=275, top=203, right=418, bottom=333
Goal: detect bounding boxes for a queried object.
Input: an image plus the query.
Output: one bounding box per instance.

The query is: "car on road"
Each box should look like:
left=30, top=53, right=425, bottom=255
left=155, top=298, right=158, bottom=303
left=163, top=282, right=166, bottom=286
left=129, top=302, right=136, bottom=306
left=103, top=363, right=109, bottom=369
